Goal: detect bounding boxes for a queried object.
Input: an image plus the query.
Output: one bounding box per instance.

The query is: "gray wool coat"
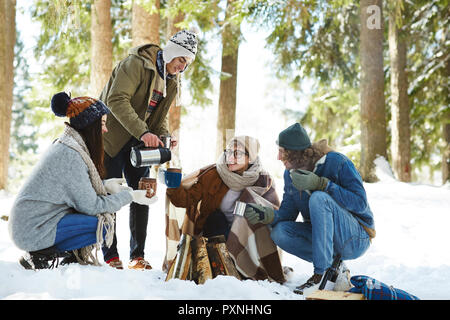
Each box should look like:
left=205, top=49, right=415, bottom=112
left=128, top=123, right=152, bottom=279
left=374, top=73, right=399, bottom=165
left=8, top=142, right=132, bottom=252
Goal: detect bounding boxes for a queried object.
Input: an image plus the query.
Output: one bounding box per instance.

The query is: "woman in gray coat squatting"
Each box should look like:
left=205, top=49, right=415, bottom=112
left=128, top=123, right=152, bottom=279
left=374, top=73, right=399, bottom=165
left=8, top=92, right=157, bottom=270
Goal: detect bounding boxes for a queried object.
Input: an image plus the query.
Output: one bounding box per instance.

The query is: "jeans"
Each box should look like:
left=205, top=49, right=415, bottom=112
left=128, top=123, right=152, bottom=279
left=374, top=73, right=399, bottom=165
left=271, top=191, right=371, bottom=275
left=101, top=138, right=150, bottom=262
left=54, top=214, right=100, bottom=252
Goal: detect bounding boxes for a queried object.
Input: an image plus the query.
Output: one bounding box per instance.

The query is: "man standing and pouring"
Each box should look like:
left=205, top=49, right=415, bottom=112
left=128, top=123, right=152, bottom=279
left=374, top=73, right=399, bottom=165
left=99, top=29, right=198, bottom=270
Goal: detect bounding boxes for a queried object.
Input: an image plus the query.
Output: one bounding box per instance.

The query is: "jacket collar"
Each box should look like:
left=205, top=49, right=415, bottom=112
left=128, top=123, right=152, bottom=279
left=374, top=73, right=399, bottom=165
left=312, top=139, right=333, bottom=173
left=156, top=50, right=175, bottom=80
left=313, top=155, right=327, bottom=173
left=128, top=44, right=160, bottom=71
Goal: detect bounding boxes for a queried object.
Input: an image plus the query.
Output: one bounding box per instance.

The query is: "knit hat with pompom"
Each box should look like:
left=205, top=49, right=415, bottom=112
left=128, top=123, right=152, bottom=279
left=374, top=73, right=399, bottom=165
left=51, top=92, right=110, bottom=130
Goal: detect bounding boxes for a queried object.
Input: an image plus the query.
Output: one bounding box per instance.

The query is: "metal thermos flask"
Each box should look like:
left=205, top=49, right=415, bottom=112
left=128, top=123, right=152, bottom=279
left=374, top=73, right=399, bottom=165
left=130, top=141, right=171, bottom=168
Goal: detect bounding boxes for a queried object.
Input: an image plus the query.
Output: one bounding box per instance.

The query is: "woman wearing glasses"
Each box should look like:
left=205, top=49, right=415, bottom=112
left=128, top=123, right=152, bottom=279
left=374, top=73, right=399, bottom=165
left=166, top=136, right=286, bottom=283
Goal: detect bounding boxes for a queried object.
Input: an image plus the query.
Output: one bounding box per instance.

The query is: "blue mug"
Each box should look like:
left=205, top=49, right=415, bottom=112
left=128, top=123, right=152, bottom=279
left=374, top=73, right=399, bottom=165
left=164, top=168, right=182, bottom=188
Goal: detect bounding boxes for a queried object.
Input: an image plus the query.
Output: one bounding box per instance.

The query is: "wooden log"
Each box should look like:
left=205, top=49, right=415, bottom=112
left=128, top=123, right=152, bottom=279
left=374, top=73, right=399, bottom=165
left=206, top=246, right=226, bottom=277
left=187, top=255, right=193, bottom=280
left=206, top=235, right=226, bottom=244
left=191, top=237, right=213, bottom=284
left=204, top=235, right=241, bottom=279
left=215, top=242, right=241, bottom=280
left=165, top=259, right=175, bottom=281
left=166, top=234, right=192, bottom=281
left=206, top=238, right=227, bottom=277
left=306, top=290, right=365, bottom=300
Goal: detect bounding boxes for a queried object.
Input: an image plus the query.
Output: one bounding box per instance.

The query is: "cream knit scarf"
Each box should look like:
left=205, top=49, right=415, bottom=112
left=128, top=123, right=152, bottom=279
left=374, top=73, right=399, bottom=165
left=56, top=123, right=115, bottom=266
left=216, top=154, right=264, bottom=191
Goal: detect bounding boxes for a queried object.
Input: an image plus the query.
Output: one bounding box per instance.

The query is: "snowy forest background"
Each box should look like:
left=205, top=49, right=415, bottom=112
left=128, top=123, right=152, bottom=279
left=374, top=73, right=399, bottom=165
left=0, top=0, right=449, bottom=301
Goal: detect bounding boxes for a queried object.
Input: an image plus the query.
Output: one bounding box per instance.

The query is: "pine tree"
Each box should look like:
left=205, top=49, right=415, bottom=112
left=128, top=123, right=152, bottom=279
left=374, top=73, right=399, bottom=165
left=0, top=0, right=16, bottom=190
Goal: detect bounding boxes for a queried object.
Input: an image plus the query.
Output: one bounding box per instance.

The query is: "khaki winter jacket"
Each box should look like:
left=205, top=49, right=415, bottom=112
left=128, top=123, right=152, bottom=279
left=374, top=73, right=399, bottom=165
left=99, top=44, right=177, bottom=157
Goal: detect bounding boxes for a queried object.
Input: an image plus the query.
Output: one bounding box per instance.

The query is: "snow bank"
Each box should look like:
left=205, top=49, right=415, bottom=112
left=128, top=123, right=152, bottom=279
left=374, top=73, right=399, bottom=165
left=1, top=157, right=449, bottom=300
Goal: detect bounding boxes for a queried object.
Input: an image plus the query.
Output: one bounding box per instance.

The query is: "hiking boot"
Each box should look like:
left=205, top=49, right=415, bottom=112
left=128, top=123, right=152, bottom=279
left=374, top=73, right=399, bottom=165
left=293, top=273, right=332, bottom=296
left=128, top=257, right=152, bottom=270
left=106, top=257, right=124, bottom=270
left=19, top=247, right=69, bottom=270
left=333, top=261, right=352, bottom=292
left=293, top=261, right=352, bottom=295
left=60, top=250, right=80, bottom=266
left=19, top=252, right=51, bottom=270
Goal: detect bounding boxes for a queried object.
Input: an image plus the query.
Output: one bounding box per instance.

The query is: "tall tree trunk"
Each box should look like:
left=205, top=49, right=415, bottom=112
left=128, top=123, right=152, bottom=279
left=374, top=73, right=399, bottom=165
left=0, top=0, right=16, bottom=190
left=388, top=8, right=411, bottom=182
left=167, top=9, right=185, bottom=168
left=132, top=0, right=160, bottom=47
left=90, top=0, right=113, bottom=97
left=443, top=58, right=450, bottom=184
left=443, top=121, right=450, bottom=185
left=359, top=0, right=387, bottom=182
left=216, top=0, right=241, bottom=159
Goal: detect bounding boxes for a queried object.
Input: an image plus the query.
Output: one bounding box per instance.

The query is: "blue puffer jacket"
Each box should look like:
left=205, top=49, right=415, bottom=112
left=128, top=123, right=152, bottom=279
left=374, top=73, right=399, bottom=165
left=272, top=151, right=375, bottom=236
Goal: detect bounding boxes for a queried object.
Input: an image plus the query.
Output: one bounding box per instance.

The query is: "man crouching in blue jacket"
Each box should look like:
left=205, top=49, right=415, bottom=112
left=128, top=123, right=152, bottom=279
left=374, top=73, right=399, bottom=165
left=244, top=123, right=375, bottom=295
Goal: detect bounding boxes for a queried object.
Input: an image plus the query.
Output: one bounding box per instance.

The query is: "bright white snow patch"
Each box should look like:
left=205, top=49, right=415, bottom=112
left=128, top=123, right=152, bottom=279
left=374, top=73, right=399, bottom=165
left=1, top=159, right=449, bottom=300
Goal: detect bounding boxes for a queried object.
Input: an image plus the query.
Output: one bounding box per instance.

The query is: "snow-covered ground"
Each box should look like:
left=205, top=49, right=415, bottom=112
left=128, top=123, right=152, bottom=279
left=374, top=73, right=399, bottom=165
left=1, top=157, right=449, bottom=300
left=5, top=4, right=448, bottom=304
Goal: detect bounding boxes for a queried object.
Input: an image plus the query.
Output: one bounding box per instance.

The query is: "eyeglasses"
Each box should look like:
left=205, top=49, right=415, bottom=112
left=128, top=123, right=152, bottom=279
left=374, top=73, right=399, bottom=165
left=224, top=149, right=248, bottom=159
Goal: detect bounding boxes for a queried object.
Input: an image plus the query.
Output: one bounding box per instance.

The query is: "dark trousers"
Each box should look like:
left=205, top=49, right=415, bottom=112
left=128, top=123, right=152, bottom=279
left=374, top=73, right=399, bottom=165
left=101, top=138, right=150, bottom=262
left=202, top=210, right=231, bottom=240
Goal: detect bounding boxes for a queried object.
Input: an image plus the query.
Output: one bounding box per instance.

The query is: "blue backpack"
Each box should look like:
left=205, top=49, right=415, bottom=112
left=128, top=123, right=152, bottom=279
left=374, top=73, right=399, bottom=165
left=349, top=275, right=420, bottom=300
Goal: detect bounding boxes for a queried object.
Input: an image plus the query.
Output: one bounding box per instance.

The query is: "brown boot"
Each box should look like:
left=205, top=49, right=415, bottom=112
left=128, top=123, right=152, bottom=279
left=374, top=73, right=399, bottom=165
left=128, top=257, right=152, bottom=270
left=106, top=257, right=124, bottom=270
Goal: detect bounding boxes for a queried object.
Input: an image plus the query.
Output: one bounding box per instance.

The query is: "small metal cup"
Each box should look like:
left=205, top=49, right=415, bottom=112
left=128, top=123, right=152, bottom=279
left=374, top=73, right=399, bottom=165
left=160, top=135, right=172, bottom=148
left=233, top=201, right=247, bottom=216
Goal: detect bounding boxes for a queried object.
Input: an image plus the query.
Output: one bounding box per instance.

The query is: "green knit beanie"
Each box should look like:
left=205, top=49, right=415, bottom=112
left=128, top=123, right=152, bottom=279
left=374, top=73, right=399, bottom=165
left=277, top=123, right=312, bottom=150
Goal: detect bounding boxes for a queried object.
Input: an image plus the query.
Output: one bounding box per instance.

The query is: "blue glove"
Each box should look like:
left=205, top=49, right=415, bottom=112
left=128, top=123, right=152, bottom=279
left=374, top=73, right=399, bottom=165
left=289, top=169, right=329, bottom=191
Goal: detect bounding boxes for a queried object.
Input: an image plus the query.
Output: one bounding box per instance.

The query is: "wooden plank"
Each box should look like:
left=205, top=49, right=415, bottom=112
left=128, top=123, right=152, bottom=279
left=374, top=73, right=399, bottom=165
left=306, top=290, right=365, bottom=300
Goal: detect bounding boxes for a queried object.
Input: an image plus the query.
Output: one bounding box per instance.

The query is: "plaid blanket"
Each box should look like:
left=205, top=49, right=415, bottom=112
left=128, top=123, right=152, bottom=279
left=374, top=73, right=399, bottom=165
left=163, top=165, right=286, bottom=284
left=349, top=275, right=420, bottom=300
left=226, top=174, right=285, bottom=283
left=163, top=165, right=213, bottom=272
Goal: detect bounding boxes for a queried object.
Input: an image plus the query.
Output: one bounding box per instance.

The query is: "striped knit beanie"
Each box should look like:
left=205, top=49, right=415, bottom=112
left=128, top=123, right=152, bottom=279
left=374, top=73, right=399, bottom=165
left=51, top=92, right=110, bottom=130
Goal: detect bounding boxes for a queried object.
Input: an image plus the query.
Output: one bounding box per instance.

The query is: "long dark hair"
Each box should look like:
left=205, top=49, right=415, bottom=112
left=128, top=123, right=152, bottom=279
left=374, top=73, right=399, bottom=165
left=76, top=118, right=106, bottom=179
